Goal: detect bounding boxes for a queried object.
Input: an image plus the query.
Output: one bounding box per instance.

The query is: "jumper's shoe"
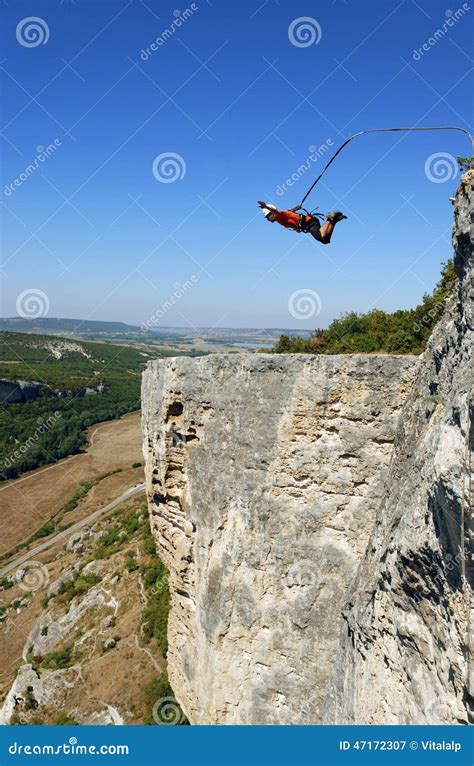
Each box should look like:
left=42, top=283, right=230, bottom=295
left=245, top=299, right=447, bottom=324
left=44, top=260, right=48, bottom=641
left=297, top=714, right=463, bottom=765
left=326, top=211, right=347, bottom=222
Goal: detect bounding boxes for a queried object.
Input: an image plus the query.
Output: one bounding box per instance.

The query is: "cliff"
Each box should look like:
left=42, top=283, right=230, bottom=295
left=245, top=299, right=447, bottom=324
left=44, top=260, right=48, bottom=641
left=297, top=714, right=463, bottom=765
left=0, top=378, right=42, bottom=403
left=142, top=171, right=473, bottom=724
left=323, top=170, right=473, bottom=725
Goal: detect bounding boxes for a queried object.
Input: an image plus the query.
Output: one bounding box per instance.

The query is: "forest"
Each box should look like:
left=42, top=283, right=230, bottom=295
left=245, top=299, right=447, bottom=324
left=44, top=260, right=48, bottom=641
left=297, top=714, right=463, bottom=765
left=0, top=334, right=148, bottom=480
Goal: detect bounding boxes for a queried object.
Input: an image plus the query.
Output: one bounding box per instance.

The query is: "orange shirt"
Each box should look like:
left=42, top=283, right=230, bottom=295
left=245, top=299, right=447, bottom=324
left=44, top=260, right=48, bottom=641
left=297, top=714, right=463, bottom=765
left=275, top=210, right=310, bottom=230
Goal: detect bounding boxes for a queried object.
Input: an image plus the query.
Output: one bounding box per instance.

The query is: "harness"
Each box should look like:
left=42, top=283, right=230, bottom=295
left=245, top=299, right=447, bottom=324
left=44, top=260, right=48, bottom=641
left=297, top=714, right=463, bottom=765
left=298, top=209, right=325, bottom=233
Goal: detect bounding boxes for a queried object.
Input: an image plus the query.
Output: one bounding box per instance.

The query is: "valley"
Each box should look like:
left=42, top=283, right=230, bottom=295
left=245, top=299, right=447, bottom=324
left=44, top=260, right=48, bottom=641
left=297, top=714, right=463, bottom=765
left=0, top=412, right=143, bottom=557
left=0, top=327, right=186, bottom=726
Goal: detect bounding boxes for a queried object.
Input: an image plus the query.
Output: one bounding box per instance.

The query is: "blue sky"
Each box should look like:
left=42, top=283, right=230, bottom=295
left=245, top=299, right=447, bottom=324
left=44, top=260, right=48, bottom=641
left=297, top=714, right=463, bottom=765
left=1, top=0, right=472, bottom=329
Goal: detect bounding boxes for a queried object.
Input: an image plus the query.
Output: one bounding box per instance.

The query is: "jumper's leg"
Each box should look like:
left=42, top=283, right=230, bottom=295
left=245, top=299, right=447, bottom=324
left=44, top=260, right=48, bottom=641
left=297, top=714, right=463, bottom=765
left=318, top=220, right=335, bottom=245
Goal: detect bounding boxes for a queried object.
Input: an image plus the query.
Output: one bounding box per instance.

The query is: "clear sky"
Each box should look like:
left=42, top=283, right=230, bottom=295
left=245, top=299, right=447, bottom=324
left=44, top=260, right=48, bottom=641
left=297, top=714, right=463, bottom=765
left=1, top=0, right=472, bottom=329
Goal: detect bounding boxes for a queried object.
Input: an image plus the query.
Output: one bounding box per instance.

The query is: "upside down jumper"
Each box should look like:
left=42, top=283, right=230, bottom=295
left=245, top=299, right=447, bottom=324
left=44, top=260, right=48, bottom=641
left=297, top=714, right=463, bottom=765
left=258, top=200, right=347, bottom=244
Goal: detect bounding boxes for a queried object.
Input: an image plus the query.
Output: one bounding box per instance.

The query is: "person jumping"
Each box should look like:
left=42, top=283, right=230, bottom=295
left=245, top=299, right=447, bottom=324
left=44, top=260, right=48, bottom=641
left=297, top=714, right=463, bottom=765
left=258, top=201, right=347, bottom=244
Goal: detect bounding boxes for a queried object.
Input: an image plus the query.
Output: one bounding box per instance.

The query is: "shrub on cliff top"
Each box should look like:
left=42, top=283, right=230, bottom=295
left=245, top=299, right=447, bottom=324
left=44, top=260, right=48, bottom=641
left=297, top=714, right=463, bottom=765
left=274, top=259, right=456, bottom=355
left=457, top=155, right=474, bottom=173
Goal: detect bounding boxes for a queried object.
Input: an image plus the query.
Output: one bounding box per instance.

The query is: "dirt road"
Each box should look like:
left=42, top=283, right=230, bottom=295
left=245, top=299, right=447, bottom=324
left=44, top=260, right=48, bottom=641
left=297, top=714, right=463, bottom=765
left=0, top=483, right=145, bottom=578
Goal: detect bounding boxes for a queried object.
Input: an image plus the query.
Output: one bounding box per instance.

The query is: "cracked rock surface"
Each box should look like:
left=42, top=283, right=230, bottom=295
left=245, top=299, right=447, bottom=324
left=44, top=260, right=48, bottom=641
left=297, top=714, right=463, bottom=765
left=142, top=355, right=418, bottom=723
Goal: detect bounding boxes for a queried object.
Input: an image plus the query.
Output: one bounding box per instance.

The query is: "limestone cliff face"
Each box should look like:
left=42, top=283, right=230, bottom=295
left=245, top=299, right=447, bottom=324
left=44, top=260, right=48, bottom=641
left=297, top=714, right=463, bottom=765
left=142, top=173, right=472, bottom=725
left=142, top=355, right=418, bottom=723
left=324, top=170, right=473, bottom=725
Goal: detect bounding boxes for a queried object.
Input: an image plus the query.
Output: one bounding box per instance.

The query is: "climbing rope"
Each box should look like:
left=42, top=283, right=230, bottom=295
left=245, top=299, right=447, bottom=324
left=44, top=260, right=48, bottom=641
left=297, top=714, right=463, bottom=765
left=293, top=125, right=474, bottom=211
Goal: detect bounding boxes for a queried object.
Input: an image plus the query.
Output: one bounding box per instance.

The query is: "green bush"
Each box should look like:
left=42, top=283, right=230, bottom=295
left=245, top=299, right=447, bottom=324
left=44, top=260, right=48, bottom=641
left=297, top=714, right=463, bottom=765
left=122, top=510, right=140, bottom=535
left=41, top=643, right=74, bottom=670
left=31, top=520, right=56, bottom=541
left=54, top=712, right=79, bottom=725
left=97, top=527, right=120, bottom=549
left=125, top=552, right=139, bottom=573
left=24, top=687, right=38, bottom=711
left=274, top=260, right=457, bottom=355
left=142, top=536, right=156, bottom=556
left=143, top=674, right=188, bottom=725
left=457, top=155, right=474, bottom=173
left=140, top=558, right=170, bottom=656
left=56, top=571, right=101, bottom=604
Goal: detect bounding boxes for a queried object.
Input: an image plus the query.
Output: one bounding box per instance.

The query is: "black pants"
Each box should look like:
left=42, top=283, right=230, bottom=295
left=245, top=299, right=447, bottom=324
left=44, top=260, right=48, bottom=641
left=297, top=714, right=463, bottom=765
left=301, top=217, right=321, bottom=241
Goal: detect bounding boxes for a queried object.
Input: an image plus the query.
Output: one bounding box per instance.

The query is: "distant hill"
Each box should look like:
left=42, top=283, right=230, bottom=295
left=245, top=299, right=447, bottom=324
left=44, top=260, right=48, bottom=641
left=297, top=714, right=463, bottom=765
left=0, top=317, right=142, bottom=335
left=0, top=319, right=313, bottom=346
left=149, top=327, right=312, bottom=339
